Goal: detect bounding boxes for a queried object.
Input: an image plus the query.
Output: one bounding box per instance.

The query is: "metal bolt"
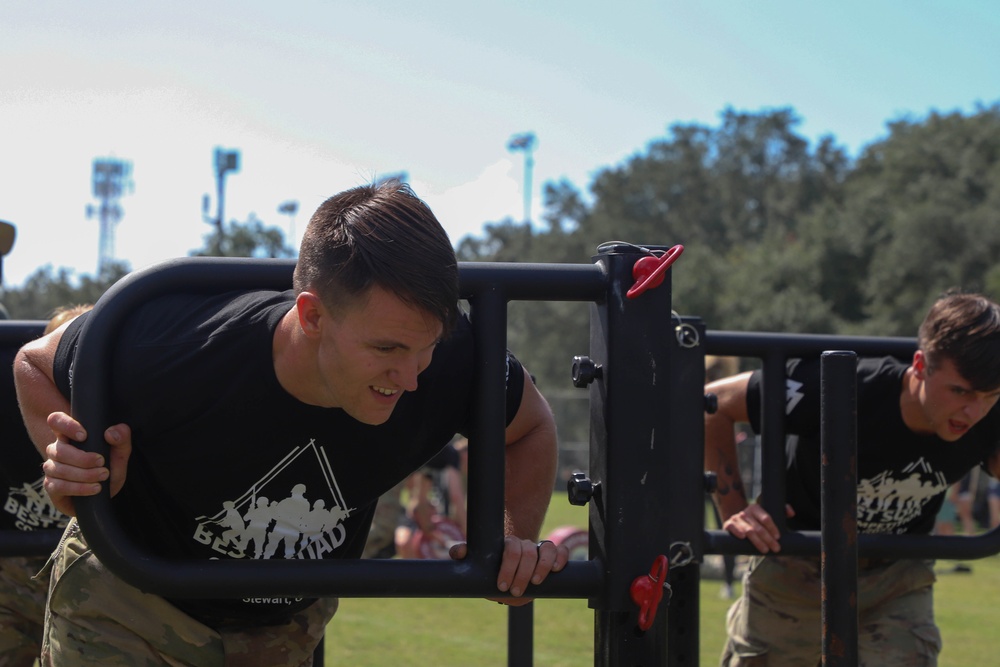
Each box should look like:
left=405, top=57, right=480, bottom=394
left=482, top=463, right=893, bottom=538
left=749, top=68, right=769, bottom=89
left=567, top=472, right=595, bottom=506
left=571, top=355, right=603, bottom=388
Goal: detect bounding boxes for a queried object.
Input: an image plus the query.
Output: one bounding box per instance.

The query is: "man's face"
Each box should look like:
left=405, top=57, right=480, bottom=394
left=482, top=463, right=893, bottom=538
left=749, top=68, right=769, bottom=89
left=315, top=285, right=443, bottom=425
left=916, top=353, right=1000, bottom=441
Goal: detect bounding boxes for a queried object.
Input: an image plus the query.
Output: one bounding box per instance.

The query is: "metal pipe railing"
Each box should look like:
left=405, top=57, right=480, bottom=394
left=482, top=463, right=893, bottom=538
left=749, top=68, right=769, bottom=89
left=70, top=257, right=605, bottom=600
left=702, top=329, right=1000, bottom=559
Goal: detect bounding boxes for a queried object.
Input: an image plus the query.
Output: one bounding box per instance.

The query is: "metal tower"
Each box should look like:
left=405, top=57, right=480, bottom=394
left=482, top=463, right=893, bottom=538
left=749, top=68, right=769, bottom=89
left=86, top=158, right=133, bottom=274
left=277, top=200, right=299, bottom=248
left=507, top=132, right=537, bottom=224
left=203, top=148, right=241, bottom=233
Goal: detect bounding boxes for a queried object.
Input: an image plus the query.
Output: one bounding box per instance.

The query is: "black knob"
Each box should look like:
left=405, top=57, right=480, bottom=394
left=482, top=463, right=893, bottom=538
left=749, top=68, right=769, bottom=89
left=567, top=472, right=595, bottom=506
left=571, top=355, right=603, bottom=388
left=705, top=392, right=718, bottom=414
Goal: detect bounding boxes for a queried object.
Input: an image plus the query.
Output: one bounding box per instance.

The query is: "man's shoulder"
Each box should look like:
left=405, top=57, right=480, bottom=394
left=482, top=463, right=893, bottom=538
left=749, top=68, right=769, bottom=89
left=787, top=355, right=904, bottom=375
left=143, top=288, right=292, bottom=317
left=752, top=356, right=904, bottom=419
left=130, top=289, right=292, bottom=342
left=856, top=356, right=908, bottom=381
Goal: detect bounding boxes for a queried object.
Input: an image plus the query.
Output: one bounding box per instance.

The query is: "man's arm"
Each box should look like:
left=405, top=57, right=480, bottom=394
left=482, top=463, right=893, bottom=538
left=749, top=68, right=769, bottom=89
left=13, top=326, right=130, bottom=517
left=705, top=371, right=785, bottom=553
left=449, top=367, right=568, bottom=603
left=501, top=374, right=558, bottom=541
left=496, top=370, right=567, bottom=600
left=13, top=330, right=70, bottom=458
left=705, top=372, right=752, bottom=520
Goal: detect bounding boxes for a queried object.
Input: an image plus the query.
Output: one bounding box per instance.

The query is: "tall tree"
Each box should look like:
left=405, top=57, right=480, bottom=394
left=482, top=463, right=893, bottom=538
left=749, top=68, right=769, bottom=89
left=841, top=104, right=1000, bottom=334
left=0, top=261, right=130, bottom=320
left=2, top=212, right=296, bottom=320
left=191, top=213, right=296, bottom=259
left=576, top=107, right=848, bottom=259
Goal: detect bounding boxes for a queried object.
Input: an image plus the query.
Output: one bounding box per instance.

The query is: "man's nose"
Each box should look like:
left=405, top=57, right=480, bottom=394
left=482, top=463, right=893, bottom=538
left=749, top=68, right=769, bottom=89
left=390, top=357, right=420, bottom=392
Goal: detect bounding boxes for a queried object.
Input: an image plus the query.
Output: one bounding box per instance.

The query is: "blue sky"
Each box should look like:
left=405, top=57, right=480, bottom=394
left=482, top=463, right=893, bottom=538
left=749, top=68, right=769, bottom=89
left=1, top=0, right=997, bottom=288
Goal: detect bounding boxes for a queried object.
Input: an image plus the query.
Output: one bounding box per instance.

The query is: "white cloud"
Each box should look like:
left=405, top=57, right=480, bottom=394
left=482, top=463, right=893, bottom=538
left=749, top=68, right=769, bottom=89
left=415, top=159, right=523, bottom=245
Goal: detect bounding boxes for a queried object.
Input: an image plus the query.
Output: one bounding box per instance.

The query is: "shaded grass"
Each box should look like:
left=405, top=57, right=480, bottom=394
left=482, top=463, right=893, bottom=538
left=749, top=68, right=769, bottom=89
left=325, top=494, right=1000, bottom=665
left=698, top=555, right=1000, bottom=666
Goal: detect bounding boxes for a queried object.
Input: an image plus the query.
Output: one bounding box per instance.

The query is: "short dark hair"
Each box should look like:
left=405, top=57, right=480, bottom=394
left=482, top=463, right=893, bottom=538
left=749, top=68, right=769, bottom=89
left=293, top=180, right=459, bottom=332
left=918, top=292, right=1000, bottom=391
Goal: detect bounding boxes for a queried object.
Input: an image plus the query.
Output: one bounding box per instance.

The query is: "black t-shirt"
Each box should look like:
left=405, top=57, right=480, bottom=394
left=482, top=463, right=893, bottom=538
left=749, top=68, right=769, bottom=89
left=422, top=442, right=461, bottom=473
left=747, top=356, right=1000, bottom=535
left=55, top=289, right=525, bottom=623
left=0, top=340, right=70, bottom=533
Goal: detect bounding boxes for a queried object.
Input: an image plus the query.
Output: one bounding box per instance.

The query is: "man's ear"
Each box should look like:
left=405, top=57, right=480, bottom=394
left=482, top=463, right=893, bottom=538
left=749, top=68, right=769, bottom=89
left=913, top=350, right=927, bottom=379
left=296, top=292, right=324, bottom=339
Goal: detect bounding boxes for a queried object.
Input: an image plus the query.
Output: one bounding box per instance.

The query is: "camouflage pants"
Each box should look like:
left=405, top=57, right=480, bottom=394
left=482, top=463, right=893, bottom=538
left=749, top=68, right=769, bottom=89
left=0, top=555, right=50, bottom=667
left=721, top=555, right=941, bottom=667
left=41, top=520, right=338, bottom=666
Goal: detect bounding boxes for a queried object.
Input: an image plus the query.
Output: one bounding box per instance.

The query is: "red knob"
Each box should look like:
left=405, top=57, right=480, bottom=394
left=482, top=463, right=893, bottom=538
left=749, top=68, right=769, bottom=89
left=626, top=245, right=684, bottom=299
left=629, top=554, right=669, bottom=631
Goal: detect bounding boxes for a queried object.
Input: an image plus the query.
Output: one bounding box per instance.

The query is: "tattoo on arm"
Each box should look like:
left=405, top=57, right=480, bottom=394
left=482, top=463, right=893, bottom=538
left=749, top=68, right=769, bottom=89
left=723, top=464, right=744, bottom=494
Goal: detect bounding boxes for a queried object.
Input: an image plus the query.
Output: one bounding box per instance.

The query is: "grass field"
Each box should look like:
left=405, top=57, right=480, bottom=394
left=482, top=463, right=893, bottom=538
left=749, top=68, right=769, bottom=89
left=325, top=494, right=1000, bottom=666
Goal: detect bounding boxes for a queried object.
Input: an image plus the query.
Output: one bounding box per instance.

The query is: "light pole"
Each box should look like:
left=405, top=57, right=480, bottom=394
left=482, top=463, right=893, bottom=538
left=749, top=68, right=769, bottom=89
left=203, top=148, right=241, bottom=234
left=507, top=132, right=537, bottom=224
left=86, top=158, right=133, bottom=274
left=278, top=200, right=299, bottom=247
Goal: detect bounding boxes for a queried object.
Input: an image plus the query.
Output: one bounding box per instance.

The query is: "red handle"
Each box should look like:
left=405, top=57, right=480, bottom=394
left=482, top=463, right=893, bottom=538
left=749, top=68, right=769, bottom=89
left=629, top=554, right=669, bottom=631
left=626, top=245, right=684, bottom=299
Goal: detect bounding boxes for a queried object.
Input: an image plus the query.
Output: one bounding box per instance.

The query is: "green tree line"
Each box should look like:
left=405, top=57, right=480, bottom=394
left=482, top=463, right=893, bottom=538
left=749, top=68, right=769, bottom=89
left=455, top=103, right=1000, bottom=447
left=0, top=219, right=295, bottom=321
left=4, top=103, right=999, bottom=447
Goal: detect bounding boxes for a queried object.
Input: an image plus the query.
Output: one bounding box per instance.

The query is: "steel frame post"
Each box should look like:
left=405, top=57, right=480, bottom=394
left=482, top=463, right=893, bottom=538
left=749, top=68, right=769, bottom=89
left=588, top=244, right=693, bottom=666
left=820, top=351, right=858, bottom=666
left=664, top=315, right=707, bottom=667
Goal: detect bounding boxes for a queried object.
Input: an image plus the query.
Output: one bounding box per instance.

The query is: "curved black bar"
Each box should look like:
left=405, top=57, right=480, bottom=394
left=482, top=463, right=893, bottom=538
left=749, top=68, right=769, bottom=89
left=71, top=257, right=605, bottom=599
left=35, top=551, right=602, bottom=600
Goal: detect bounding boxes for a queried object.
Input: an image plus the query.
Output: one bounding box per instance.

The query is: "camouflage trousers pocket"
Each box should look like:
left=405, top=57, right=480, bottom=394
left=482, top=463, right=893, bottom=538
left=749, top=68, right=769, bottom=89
left=42, top=522, right=224, bottom=666
left=42, top=521, right=337, bottom=667
left=218, top=597, right=338, bottom=667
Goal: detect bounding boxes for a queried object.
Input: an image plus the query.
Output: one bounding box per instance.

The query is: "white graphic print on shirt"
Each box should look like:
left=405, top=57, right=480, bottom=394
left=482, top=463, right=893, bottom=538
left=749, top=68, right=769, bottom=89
left=190, top=439, right=356, bottom=559
left=785, top=378, right=806, bottom=415
left=856, top=457, right=947, bottom=533
left=4, top=476, right=68, bottom=531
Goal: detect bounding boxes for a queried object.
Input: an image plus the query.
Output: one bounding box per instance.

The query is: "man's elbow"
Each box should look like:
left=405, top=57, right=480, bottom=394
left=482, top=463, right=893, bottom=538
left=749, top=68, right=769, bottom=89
left=13, top=349, right=38, bottom=403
